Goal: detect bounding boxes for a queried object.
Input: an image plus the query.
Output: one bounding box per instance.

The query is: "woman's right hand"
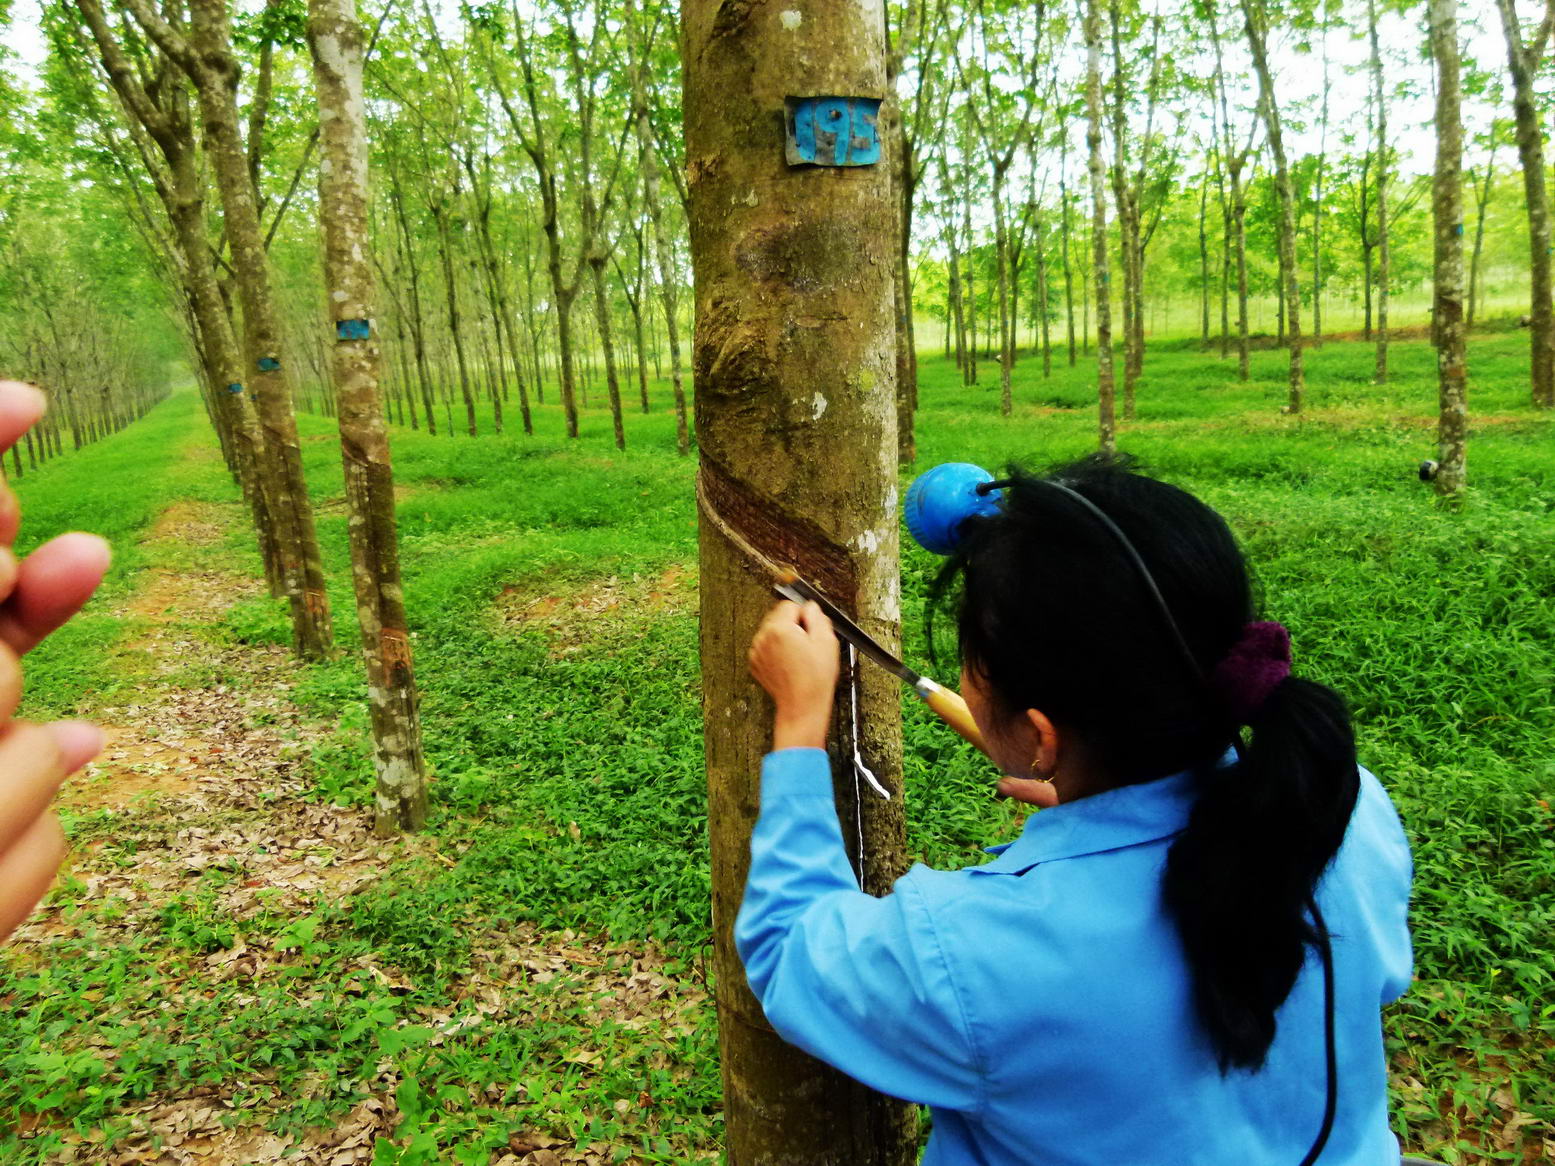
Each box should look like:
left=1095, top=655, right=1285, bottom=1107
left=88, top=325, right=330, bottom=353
left=748, top=600, right=838, bottom=751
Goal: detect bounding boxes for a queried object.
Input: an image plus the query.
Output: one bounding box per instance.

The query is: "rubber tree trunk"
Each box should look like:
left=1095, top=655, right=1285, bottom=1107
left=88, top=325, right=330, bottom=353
left=306, top=0, right=428, bottom=833
left=1430, top=0, right=1468, bottom=498
left=1468, top=144, right=1497, bottom=327
left=682, top=1, right=915, bottom=1160
left=992, top=169, right=1014, bottom=415
left=625, top=0, right=689, bottom=454
left=430, top=203, right=479, bottom=436
left=73, top=0, right=284, bottom=598
left=1241, top=0, right=1304, bottom=412
left=121, top=0, right=334, bottom=658
left=1085, top=0, right=1117, bottom=457
left=1367, top=0, right=1390, bottom=383
left=587, top=257, right=627, bottom=450
left=1493, top=0, right=1555, bottom=408
left=1061, top=168, right=1078, bottom=365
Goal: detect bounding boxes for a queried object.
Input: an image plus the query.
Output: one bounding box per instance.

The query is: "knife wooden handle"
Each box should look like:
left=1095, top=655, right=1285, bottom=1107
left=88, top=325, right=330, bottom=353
left=914, top=678, right=990, bottom=757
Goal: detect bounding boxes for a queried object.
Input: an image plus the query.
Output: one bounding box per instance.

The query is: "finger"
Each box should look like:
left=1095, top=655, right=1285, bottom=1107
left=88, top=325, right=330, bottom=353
left=50, top=720, right=106, bottom=774
left=0, top=486, right=19, bottom=547
left=765, top=599, right=804, bottom=626
left=0, top=533, right=112, bottom=656
left=0, top=382, right=47, bottom=462
left=796, top=601, right=833, bottom=635
left=0, top=547, right=18, bottom=607
left=0, top=722, right=67, bottom=855
left=0, top=641, right=20, bottom=723
left=996, top=776, right=1061, bottom=809
left=0, top=811, right=66, bottom=944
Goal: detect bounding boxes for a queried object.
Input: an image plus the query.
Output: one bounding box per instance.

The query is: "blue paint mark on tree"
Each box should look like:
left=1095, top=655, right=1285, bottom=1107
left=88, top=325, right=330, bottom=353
left=257, top=356, right=282, bottom=372
left=337, top=318, right=371, bottom=341
left=784, top=97, right=882, bottom=167
left=226, top=382, right=244, bottom=395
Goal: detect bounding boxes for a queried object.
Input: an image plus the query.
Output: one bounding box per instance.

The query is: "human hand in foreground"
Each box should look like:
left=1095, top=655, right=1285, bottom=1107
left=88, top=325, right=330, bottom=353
left=748, top=600, right=838, bottom=752
left=0, top=380, right=112, bottom=943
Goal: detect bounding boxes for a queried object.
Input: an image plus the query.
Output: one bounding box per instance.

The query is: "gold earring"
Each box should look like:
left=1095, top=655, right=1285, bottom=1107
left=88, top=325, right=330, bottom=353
left=1032, top=755, right=1053, bottom=784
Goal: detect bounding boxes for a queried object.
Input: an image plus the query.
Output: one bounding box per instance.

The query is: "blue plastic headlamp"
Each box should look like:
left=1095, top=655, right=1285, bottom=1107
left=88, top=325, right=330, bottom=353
left=904, top=463, right=1004, bottom=555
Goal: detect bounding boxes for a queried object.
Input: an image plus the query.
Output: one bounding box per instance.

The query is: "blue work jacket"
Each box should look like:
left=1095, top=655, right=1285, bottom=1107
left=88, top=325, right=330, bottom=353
left=735, top=748, right=1414, bottom=1165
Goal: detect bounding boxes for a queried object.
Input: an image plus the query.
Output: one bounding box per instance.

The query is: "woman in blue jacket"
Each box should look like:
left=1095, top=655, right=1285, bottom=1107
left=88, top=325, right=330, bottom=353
left=740, top=458, right=1413, bottom=1165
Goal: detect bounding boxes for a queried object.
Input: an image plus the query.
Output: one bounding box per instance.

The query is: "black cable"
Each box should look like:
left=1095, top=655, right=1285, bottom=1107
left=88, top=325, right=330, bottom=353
left=1298, top=896, right=1339, bottom=1166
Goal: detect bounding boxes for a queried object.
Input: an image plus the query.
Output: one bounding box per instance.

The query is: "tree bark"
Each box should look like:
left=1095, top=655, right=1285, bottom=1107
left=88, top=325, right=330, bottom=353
left=1468, top=133, right=1499, bottom=327
left=588, top=256, right=627, bottom=450
left=1367, top=0, right=1390, bottom=383
left=1060, top=164, right=1078, bottom=366
left=306, top=0, right=428, bottom=832
left=1493, top=0, right=1555, bottom=407
left=1313, top=18, right=1330, bottom=348
left=1208, top=7, right=1251, bottom=380
left=629, top=18, right=690, bottom=455
left=1085, top=0, right=1117, bottom=456
left=682, top=1, right=915, bottom=1159
left=120, top=0, right=334, bottom=657
left=1431, top=0, right=1469, bottom=498
left=1241, top=0, right=1304, bottom=412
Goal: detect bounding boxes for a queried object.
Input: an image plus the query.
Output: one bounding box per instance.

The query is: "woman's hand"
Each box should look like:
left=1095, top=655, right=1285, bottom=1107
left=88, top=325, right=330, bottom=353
left=0, top=380, right=111, bottom=943
left=748, top=600, right=838, bottom=751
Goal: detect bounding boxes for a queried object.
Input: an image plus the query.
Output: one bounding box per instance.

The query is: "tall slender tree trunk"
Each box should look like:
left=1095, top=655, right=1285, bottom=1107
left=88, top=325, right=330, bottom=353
left=1035, top=212, right=1052, bottom=378
left=1061, top=167, right=1078, bottom=366
left=307, top=0, right=428, bottom=832
left=1313, top=19, right=1330, bottom=348
left=626, top=4, right=690, bottom=454
left=1366, top=0, right=1390, bottom=382
left=1199, top=172, right=1212, bottom=346
left=682, top=2, right=915, bottom=1161
left=947, top=230, right=967, bottom=374
left=430, top=204, right=479, bottom=436
left=1431, top=0, right=1468, bottom=496
left=588, top=257, right=627, bottom=451
left=962, top=195, right=978, bottom=384
left=1493, top=0, right=1555, bottom=407
left=1241, top=0, right=1304, bottom=412
left=1468, top=136, right=1498, bottom=327
left=1085, top=0, right=1117, bottom=456
left=122, top=0, right=333, bottom=658
left=992, top=172, right=1014, bottom=415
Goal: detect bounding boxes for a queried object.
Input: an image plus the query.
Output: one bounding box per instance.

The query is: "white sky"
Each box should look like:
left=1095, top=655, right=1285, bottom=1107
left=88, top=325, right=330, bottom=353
left=2, top=0, right=1518, bottom=177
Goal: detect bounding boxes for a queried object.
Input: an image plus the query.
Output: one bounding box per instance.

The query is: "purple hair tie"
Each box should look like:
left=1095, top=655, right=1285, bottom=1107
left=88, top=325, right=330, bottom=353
left=1212, top=621, right=1292, bottom=725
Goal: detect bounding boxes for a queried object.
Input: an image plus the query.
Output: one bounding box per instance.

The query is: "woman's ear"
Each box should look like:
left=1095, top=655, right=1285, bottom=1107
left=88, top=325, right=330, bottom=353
left=1025, top=707, right=1060, bottom=778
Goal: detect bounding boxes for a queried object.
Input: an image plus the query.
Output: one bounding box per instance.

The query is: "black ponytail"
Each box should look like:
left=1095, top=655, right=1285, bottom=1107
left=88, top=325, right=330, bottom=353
left=928, top=456, right=1362, bottom=1072
left=1162, top=677, right=1359, bottom=1071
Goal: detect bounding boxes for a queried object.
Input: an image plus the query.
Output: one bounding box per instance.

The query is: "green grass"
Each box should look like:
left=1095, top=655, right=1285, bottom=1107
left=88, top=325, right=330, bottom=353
left=2, top=330, right=1552, bottom=1163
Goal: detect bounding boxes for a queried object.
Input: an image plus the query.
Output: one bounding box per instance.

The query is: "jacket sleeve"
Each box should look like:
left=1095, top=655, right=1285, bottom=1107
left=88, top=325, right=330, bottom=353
left=733, top=748, right=985, bottom=1113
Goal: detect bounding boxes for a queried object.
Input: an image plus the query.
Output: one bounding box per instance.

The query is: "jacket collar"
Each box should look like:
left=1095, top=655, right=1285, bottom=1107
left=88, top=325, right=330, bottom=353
left=971, top=767, right=1201, bottom=875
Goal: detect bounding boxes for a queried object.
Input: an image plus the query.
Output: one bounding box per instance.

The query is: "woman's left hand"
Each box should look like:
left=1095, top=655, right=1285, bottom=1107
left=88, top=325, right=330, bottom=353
left=748, top=600, right=838, bottom=751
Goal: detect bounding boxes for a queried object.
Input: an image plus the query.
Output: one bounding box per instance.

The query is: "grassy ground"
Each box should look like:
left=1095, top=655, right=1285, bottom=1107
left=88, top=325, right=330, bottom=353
left=1, top=331, right=1551, bottom=1164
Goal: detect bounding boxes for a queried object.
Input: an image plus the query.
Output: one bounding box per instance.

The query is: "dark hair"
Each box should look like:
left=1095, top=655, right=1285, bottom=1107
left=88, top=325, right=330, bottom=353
left=928, top=455, right=1359, bottom=1072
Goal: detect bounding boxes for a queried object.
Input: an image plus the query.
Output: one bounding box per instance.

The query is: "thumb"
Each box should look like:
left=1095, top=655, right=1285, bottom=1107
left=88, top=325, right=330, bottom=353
left=996, top=776, right=1061, bottom=809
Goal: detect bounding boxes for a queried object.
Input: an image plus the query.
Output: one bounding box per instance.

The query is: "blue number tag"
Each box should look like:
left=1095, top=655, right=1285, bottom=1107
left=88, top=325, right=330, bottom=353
left=785, top=97, right=882, bottom=167
left=336, top=319, right=371, bottom=341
